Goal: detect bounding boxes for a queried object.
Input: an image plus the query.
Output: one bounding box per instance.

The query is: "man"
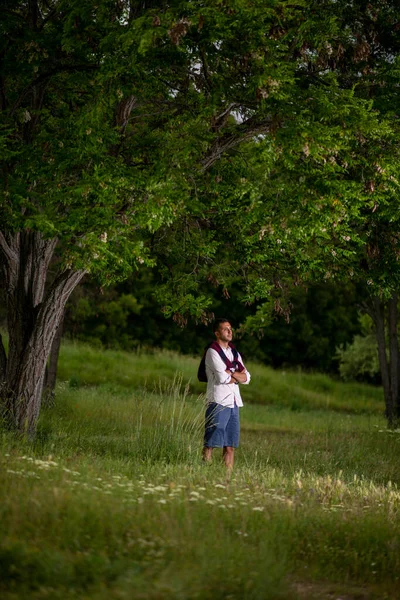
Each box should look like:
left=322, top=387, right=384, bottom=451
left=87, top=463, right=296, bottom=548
left=202, top=318, right=251, bottom=470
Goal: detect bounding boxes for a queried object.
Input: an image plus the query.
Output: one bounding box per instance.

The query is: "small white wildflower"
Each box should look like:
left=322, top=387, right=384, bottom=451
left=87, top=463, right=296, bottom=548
left=367, top=279, right=373, bottom=285
left=206, top=500, right=215, bottom=505
left=158, top=499, right=167, bottom=504
left=331, top=250, right=337, bottom=257
left=137, top=497, right=144, bottom=504
left=189, top=497, right=199, bottom=502
left=276, top=239, right=282, bottom=244
left=252, top=507, right=265, bottom=512
left=100, top=232, right=107, bottom=243
left=215, top=484, right=225, bottom=489
left=190, top=491, right=200, bottom=497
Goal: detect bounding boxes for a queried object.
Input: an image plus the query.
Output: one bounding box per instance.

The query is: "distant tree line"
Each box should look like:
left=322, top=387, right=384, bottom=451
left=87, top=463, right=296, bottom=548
left=0, top=270, right=384, bottom=382
left=55, top=273, right=365, bottom=375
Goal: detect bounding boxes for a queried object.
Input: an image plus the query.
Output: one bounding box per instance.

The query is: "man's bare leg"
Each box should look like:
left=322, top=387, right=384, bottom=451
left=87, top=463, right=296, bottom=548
left=222, top=446, right=234, bottom=470
left=202, top=447, right=213, bottom=462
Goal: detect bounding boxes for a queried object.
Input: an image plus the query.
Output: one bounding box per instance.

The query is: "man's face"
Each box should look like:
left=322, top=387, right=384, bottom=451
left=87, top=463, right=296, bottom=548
left=216, top=321, right=233, bottom=344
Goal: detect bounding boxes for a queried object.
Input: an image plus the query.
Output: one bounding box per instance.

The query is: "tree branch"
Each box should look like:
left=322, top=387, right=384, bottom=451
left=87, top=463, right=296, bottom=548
left=28, top=0, right=42, bottom=30
left=30, top=235, right=58, bottom=307
left=200, top=117, right=273, bottom=172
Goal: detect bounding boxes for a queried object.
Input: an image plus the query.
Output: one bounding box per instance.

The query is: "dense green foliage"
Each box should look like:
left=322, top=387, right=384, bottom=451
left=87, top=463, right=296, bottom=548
left=1, top=342, right=399, bottom=599
left=2, top=0, right=398, bottom=311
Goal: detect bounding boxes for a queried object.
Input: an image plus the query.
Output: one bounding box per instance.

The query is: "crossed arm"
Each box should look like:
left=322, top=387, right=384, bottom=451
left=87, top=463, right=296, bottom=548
left=206, top=349, right=250, bottom=385
left=226, top=369, right=248, bottom=384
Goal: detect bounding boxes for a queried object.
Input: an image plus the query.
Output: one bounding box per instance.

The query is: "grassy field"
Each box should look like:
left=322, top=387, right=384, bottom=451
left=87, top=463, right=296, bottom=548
left=1, top=341, right=400, bottom=599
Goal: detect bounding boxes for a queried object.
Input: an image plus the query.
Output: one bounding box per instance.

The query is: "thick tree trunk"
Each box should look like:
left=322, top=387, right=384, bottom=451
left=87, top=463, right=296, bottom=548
left=0, top=231, right=85, bottom=436
left=388, top=294, right=400, bottom=424
left=43, top=312, right=64, bottom=406
left=371, top=295, right=399, bottom=428
left=0, top=333, right=6, bottom=382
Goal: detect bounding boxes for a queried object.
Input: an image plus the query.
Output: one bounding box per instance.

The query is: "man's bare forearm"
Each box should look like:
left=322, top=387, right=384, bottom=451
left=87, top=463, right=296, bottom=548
left=225, top=370, right=248, bottom=384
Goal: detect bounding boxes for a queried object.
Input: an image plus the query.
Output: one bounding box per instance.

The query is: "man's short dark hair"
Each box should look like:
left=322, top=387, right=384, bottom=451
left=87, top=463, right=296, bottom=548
left=213, top=318, right=231, bottom=333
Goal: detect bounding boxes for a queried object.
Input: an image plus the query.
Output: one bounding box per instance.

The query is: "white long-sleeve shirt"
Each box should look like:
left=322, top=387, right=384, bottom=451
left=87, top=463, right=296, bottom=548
left=205, top=346, right=250, bottom=407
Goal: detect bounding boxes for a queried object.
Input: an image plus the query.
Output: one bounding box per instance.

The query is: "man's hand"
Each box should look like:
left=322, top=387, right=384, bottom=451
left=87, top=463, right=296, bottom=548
left=225, top=369, right=247, bottom=384
left=231, top=371, right=248, bottom=384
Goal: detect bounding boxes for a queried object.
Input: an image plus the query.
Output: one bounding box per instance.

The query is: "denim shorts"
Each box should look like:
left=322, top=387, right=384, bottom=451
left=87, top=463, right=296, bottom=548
left=204, top=403, right=240, bottom=448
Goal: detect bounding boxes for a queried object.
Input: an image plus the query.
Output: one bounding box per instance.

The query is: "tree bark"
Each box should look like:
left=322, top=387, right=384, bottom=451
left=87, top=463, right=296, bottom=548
left=43, top=311, right=64, bottom=405
left=372, top=296, right=394, bottom=426
left=0, top=231, right=85, bottom=436
left=0, top=333, right=6, bottom=382
left=370, top=294, right=400, bottom=428
left=388, top=294, right=400, bottom=424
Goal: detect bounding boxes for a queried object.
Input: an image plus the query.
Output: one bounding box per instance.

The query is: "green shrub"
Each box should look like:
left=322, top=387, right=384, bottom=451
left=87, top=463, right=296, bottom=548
left=336, top=334, right=380, bottom=383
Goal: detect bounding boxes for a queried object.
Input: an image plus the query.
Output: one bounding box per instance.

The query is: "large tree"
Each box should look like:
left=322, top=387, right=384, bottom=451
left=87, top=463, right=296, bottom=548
left=0, top=0, right=389, bottom=435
